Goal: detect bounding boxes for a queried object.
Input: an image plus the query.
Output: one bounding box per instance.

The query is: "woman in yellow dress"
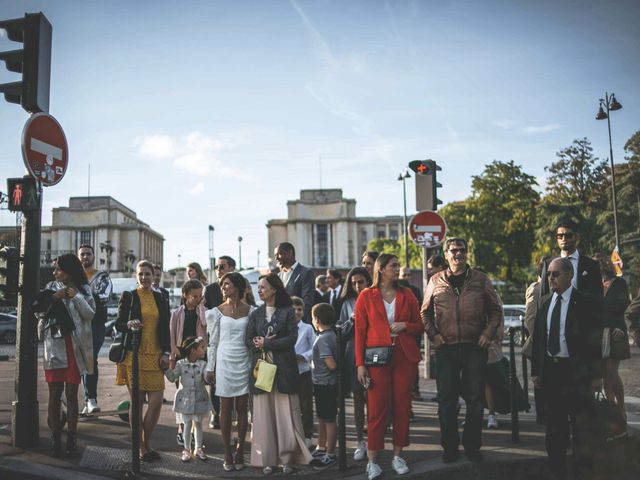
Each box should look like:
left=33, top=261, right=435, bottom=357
left=115, top=260, right=171, bottom=461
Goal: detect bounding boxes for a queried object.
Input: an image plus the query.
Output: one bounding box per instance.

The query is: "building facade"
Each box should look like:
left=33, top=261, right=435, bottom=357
left=267, top=189, right=403, bottom=268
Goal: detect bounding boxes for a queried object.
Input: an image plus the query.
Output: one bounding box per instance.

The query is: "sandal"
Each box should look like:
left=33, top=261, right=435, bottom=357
left=181, top=449, right=191, bottom=462
left=223, top=462, right=234, bottom=471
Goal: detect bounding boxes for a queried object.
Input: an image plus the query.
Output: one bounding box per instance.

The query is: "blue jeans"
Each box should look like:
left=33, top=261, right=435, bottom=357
left=82, top=322, right=105, bottom=401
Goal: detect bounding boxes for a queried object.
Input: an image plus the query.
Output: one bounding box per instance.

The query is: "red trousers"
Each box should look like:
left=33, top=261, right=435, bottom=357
left=366, top=344, right=417, bottom=450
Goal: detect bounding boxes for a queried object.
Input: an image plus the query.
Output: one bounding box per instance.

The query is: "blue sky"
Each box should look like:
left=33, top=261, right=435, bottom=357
left=1, top=0, right=639, bottom=269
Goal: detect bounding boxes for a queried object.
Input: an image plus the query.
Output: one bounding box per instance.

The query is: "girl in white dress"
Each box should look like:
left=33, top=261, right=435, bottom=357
left=206, top=272, right=254, bottom=471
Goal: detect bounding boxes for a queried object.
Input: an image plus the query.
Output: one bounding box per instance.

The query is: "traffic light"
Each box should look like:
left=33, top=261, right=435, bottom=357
left=409, top=159, right=442, bottom=211
left=0, top=245, right=20, bottom=301
left=0, top=12, right=52, bottom=113
left=7, top=177, right=39, bottom=212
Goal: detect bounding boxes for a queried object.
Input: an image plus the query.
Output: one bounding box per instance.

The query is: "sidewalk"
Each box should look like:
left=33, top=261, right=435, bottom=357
left=1, top=345, right=639, bottom=479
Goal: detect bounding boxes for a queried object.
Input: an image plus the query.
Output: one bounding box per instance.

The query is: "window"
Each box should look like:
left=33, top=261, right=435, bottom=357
left=389, top=228, right=399, bottom=241
left=80, top=230, right=91, bottom=247
left=313, top=224, right=330, bottom=267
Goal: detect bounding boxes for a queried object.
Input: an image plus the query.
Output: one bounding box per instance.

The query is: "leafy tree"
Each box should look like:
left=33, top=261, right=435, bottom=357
left=366, top=236, right=423, bottom=270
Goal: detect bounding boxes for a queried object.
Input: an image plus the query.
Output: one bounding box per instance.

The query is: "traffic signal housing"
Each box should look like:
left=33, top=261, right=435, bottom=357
left=0, top=12, right=52, bottom=113
left=409, top=159, right=442, bottom=211
left=0, top=245, right=20, bottom=301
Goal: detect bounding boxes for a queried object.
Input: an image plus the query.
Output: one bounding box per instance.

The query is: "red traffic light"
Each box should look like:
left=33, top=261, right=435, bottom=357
left=409, top=160, right=432, bottom=175
left=7, top=177, right=39, bottom=212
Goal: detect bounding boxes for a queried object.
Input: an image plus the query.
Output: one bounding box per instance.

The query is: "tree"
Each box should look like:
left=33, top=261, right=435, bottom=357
left=366, top=236, right=423, bottom=270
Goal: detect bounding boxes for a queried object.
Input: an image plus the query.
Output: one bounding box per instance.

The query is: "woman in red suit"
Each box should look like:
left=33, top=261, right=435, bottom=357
left=354, top=253, right=423, bottom=480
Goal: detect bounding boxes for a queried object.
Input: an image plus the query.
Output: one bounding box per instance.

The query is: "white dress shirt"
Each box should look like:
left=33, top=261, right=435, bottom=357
left=279, top=261, right=299, bottom=287
left=295, top=321, right=315, bottom=374
left=546, top=286, right=573, bottom=357
left=330, top=284, right=342, bottom=304
left=560, top=250, right=580, bottom=290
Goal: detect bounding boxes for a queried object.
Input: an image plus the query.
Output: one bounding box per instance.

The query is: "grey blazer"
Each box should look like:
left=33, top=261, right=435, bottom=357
left=283, top=263, right=315, bottom=323
left=245, top=304, right=299, bottom=395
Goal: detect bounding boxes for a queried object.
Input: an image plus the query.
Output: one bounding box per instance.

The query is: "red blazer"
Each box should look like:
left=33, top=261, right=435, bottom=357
left=354, top=286, right=424, bottom=367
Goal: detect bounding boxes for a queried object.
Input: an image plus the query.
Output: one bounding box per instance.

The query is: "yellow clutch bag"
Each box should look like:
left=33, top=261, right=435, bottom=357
left=254, top=355, right=277, bottom=392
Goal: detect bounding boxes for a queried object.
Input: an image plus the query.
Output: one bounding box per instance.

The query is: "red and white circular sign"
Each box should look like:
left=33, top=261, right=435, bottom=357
left=21, top=113, right=69, bottom=186
left=408, top=211, right=447, bottom=248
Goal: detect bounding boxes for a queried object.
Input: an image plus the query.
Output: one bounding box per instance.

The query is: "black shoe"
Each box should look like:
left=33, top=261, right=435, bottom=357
left=50, top=432, right=62, bottom=457
left=465, top=450, right=482, bottom=462
left=311, top=454, right=337, bottom=471
left=442, top=450, right=458, bottom=463
left=213, top=414, right=220, bottom=430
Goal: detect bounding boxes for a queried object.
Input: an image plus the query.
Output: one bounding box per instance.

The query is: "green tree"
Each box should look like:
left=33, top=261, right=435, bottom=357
left=366, top=236, right=423, bottom=270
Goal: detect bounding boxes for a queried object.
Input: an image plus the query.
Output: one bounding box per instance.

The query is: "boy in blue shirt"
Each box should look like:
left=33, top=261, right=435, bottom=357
left=310, top=303, right=338, bottom=470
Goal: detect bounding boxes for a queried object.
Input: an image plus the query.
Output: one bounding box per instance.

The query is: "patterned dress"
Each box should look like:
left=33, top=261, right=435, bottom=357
left=115, top=288, right=165, bottom=392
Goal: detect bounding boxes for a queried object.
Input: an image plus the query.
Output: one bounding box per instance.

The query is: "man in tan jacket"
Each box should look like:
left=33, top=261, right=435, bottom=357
left=421, top=237, right=503, bottom=464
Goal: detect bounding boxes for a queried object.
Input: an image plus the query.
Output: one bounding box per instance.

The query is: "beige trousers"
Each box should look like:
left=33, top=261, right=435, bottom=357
left=250, top=388, right=312, bottom=467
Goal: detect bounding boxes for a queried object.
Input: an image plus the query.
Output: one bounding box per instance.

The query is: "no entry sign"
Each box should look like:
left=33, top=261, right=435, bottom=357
left=21, top=113, right=68, bottom=186
left=408, top=210, right=447, bottom=248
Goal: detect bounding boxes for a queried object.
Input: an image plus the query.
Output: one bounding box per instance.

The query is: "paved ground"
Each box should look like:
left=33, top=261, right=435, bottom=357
left=1, top=340, right=639, bottom=479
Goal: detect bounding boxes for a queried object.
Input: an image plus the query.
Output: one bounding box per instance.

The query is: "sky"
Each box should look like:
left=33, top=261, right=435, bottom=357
left=1, top=0, right=639, bottom=270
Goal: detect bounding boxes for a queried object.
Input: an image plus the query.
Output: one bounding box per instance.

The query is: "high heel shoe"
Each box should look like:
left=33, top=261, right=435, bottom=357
left=66, top=431, right=77, bottom=455
left=50, top=431, right=62, bottom=457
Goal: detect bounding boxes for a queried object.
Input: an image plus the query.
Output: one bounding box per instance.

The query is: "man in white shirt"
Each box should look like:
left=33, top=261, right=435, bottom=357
left=275, top=242, right=314, bottom=323
left=531, top=257, right=602, bottom=479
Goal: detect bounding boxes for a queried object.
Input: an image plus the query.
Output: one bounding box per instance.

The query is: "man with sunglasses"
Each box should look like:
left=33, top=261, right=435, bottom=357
left=421, top=237, right=503, bottom=464
left=204, top=256, right=236, bottom=309
left=540, top=220, right=602, bottom=299
left=531, top=258, right=602, bottom=480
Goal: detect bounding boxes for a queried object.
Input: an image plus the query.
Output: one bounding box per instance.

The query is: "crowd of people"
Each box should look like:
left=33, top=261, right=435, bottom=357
left=32, top=227, right=640, bottom=479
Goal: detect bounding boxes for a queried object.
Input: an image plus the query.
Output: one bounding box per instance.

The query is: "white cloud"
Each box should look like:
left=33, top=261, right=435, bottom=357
left=189, top=181, right=205, bottom=196
left=521, top=123, right=560, bottom=134
left=492, top=119, right=517, bottom=129
left=134, top=131, right=244, bottom=179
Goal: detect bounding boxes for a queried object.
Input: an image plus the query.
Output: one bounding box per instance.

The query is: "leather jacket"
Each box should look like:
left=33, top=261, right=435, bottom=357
left=421, top=267, right=503, bottom=345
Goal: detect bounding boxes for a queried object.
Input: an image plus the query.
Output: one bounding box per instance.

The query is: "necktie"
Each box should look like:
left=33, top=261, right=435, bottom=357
left=548, top=295, right=562, bottom=356
left=331, top=290, right=336, bottom=304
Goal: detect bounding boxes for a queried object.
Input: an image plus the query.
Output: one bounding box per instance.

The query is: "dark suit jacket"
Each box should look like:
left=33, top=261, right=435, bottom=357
left=602, top=276, right=630, bottom=331
left=283, top=263, right=315, bottom=323
left=204, top=282, right=223, bottom=309
left=313, top=289, right=330, bottom=306
left=540, top=253, right=603, bottom=300
left=115, top=289, right=171, bottom=353
left=245, top=304, right=298, bottom=395
left=531, top=289, right=602, bottom=386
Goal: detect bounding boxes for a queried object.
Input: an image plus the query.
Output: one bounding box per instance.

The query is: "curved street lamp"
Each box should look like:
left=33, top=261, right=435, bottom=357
left=398, top=169, right=411, bottom=267
left=596, top=92, right=623, bottom=248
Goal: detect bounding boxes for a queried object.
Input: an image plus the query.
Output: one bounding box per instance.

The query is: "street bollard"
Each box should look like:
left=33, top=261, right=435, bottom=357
left=336, top=325, right=347, bottom=472
left=131, top=328, right=141, bottom=475
left=520, top=315, right=529, bottom=411
left=508, top=327, right=519, bottom=443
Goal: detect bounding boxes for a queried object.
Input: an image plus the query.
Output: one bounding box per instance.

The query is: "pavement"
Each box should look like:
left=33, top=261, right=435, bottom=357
left=1, top=341, right=640, bottom=480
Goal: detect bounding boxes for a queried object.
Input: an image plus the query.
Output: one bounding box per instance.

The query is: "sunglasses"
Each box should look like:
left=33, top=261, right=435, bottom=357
left=556, top=233, right=575, bottom=239
left=214, top=264, right=226, bottom=270
left=546, top=271, right=562, bottom=278
left=448, top=248, right=467, bottom=254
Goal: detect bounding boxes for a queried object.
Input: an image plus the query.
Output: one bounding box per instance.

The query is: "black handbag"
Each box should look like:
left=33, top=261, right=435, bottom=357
left=109, top=293, right=133, bottom=363
left=364, top=346, right=393, bottom=366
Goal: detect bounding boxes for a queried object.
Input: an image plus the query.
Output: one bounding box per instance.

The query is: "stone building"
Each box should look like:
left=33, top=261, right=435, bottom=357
left=267, top=189, right=402, bottom=268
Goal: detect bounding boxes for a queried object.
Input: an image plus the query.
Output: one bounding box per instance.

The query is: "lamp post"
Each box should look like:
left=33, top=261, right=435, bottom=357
left=238, top=236, right=243, bottom=270
left=208, top=225, right=215, bottom=282
left=398, top=169, right=411, bottom=267
left=596, top=92, right=623, bottom=248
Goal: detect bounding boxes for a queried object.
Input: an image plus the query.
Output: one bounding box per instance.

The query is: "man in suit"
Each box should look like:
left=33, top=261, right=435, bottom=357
left=540, top=219, right=602, bottom=299
left=274, top=242, right=315, bottom=323
left=532, top=258, right=602, bottom=480
left=204, top=255, right=236, bottom=309
left=313, top=274, right=330, bottom=305
left=326, top=269, right=343, bottom=313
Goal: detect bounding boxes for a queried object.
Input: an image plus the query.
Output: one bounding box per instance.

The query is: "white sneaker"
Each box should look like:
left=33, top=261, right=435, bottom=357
left=487, top=414, right=498, bottom=429
left=86, top=398, right=100, bottom=414
left=366, top=462, right=382, bottom=480
left=353, top=440, right=367, bottom=461
left=81, top=404, right=89, bottom=415
left=392, top=456, right=410, bottom=475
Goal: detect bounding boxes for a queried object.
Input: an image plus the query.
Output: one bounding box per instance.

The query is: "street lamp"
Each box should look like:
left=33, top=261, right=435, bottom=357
left=596, top=92, right=623, bottom=248
left=237, top=236, right=243, bottom=270
left=208, top=225, right=215, bottom=282
left=397, top=169, right=411, bottom=267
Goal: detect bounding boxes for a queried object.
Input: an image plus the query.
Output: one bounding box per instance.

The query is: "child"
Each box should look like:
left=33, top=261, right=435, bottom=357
left=292, top=296, right=316, bottom=448
left=165, top=336, right=211, bottom=462
left=310, top=303, right=338, bottom=470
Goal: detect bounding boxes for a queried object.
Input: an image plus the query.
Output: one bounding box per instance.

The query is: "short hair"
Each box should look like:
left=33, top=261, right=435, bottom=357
left=219, top=272, right=247, bottom=296
left=187, top=262, right=208, bottom=283
left=444, top=237, right=467, bottom=251
left=136, top=260, right=155, bottom=274
left=153, top=263, right=162, bottom=272
left=556, top=218, right=578, bottom=233
left=361, top=250, right=379, bottom=262
left=276, top=242, right=295, bottom=257
left=373, top=253, right=399, bottom=289
left=592, top=253, right=616, bottom=279
left=77, top=244, right=94, bottom=254
left=315, top=275, right=327, bottom=288
left=218, top=255, right=236, bottom=269
left=312, top=303, right=335, bottom=327
left=291, top=296, right=304, bottom=307
left=552, top=257, right=574, bottom=277
left=427, top=254, right=446, bottom=268
left=182, top=279, right=203, bottom=297
left=327, top=269, right=342, bottom=280
left=259, top=273, right=293, bottom=308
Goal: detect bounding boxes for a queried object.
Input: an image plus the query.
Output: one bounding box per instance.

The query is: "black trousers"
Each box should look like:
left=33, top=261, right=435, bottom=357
left=435, top=343, right=487, bottom=453
left=541, top=357, right=592, bottom=475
